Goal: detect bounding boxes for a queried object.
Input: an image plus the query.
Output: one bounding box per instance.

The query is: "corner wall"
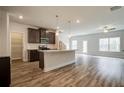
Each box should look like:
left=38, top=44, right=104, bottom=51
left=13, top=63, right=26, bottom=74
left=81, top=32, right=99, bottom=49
left=0, top=9, right=10, bottom=57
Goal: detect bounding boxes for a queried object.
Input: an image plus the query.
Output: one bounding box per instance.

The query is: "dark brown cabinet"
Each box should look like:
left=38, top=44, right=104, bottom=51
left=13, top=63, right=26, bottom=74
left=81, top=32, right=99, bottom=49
left=39, top=28, right=55, bottom=44
left=28, top=28, right=40, bottom=43
left=28, top=50, right=39, bottom=62
left=46, top=32, right=55, bottom=44
left=0, top=57, right=11, bottom=87
left=39, top=52, right=44, bottom=69
left=28, top=28, right=55, bottom=44
left=40, top=28, right=46, bottom=38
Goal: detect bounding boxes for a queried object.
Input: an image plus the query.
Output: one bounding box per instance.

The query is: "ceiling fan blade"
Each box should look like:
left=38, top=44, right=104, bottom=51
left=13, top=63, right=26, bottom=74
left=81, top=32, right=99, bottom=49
left=109, top=28, right=116, bottom=30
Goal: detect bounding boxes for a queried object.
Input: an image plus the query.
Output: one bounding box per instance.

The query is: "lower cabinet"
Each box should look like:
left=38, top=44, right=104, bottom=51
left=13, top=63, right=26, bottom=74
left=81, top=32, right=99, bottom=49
left=28, top=50, right=39, bottom=62
left=0, top=57, right=11, bottom=87
left=39, top=52, right=44, bottom=69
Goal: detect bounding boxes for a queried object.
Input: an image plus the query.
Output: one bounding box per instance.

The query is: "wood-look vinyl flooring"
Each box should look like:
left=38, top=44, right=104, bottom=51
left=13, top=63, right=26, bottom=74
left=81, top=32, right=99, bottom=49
left=11, top=54, right=124, bottom=87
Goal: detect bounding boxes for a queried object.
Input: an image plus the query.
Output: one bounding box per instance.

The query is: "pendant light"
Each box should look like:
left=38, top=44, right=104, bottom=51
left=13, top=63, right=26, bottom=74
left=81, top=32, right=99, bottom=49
left=68, top=20, right=72, bottom=38
left=56, top=15, right=59, bottom=30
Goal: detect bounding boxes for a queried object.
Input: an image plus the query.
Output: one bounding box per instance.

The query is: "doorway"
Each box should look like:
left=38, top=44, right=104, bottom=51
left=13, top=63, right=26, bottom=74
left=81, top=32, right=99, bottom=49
left=11, top=32, right=23, bottom=62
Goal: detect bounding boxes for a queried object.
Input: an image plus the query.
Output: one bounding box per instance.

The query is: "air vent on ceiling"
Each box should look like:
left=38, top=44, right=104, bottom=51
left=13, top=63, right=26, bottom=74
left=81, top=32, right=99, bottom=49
left=110, top=6, right=122, bottom=11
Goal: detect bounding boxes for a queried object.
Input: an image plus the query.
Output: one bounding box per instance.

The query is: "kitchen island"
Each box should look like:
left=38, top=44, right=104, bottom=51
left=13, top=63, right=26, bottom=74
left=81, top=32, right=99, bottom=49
left=39, top=50, right=75, bottom=72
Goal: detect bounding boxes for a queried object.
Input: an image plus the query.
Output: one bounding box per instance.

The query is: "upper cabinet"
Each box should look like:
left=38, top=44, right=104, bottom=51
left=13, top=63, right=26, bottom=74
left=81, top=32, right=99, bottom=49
left=28, top=28, right=55, bottom=44
left=39, top=28, right=55, bottom=44
left=46, top=32, right=55, bottom=44
left=39, top=28, right=46, bottom=38
left=28, top=28, right=40, bottom=43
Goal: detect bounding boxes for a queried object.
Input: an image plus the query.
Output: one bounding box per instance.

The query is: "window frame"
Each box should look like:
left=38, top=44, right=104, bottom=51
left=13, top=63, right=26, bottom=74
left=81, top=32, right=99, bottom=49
left=99, top=37, right=120, bottom=52
left=109, top=37, right=120, bottom=52
left=82, top=40, right=88, bottom=53
left=71, top=40, right=77, bottom=50
left=99, top=38, right=109, bottom=51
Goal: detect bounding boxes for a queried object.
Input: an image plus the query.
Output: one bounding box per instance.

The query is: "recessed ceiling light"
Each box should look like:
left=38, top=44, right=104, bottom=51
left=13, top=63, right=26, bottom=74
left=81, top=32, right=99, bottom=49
left=56, top=26, right=60, bottom=29
left=19, top=15, right=23, bottom=19
left=76, top=19, right=80, bottom=23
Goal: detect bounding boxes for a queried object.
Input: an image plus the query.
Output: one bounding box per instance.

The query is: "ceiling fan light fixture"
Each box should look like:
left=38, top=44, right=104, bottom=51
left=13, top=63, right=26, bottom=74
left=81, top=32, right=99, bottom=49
left=104, top=29, right=108, bottom=33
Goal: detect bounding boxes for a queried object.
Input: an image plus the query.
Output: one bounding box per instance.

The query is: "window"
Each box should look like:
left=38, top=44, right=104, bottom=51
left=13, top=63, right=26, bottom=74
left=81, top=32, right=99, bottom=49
left=83, top=41, right=88, bottom=53
left=71, top=40, right=77, bottom=49
left=99, top=38, right=109, bottom=51
left=110, top=37, right=120, bottom=52
left=99, top=37, right=120, bottom=52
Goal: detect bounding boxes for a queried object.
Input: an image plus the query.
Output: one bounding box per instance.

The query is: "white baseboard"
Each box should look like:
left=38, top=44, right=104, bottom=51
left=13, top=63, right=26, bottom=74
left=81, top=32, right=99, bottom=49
left=11, top=57, right=22, bottom=60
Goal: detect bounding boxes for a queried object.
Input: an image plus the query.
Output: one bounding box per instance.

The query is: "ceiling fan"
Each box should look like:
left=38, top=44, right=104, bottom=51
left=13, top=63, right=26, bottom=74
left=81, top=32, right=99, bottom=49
left=104, top=25, right=116, bottom=30
left=98, top=25, right=116, bottom=33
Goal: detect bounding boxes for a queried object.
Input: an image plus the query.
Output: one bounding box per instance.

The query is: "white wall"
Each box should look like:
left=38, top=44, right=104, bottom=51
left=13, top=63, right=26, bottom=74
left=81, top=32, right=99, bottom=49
left=9, top=22, right=57, bottom=61
left=0, top=9, right=10, bottom=57
left=71, top=30, right=124, bottom=59
left=59, top=32, right=70, bottom=49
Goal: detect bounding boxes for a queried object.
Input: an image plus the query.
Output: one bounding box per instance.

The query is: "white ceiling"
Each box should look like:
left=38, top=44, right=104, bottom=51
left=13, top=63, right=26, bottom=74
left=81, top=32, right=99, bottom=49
left=1, top=6, right=124, bottom=36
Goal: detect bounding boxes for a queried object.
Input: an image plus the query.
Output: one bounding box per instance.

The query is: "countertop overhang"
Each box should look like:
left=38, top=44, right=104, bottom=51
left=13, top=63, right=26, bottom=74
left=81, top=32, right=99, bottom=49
left=38, top=49, right=75, bottom=53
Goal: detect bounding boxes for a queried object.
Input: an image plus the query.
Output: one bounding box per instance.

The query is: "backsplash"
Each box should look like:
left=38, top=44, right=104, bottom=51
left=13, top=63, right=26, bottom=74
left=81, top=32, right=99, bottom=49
left=27, top=44, right=57, bottom=49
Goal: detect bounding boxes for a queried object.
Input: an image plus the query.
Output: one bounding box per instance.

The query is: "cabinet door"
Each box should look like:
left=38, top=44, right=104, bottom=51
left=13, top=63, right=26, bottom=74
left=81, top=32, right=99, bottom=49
left=51, top=32, right=55, bottom=44
left=46, top=32, right=55, bottom=44
left=28, top=50, right=39, bottom=62
left=28, top=28, right=40, bottom=43
left=0, top=57, right=10, bottom=87
left=39, top=52, right=44, bottom=69
left=40, top=29, right=46, bottom=38
left=40, top=29, right=47, bottom=44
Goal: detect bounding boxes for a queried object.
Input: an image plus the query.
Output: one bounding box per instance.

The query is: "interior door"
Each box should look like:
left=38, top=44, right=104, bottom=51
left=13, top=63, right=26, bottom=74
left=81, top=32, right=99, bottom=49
left=11, top=32, right=23, bottom=61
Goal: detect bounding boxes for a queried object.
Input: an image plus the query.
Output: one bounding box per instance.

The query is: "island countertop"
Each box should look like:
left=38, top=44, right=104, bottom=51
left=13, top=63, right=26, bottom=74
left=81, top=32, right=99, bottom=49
left=39, top=49, right=75, bottom=72
left=38, top=49, right=75, bottom=53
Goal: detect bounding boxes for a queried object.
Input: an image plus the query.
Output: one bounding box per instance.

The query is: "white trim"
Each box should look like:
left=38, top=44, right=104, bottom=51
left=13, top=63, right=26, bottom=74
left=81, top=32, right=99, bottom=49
left=11, top=57, right=22, bottom=60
